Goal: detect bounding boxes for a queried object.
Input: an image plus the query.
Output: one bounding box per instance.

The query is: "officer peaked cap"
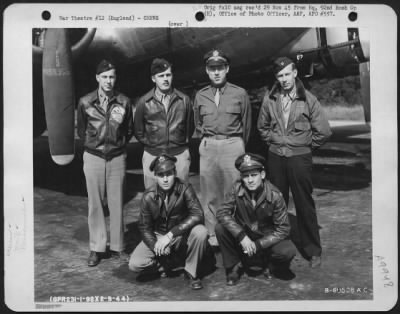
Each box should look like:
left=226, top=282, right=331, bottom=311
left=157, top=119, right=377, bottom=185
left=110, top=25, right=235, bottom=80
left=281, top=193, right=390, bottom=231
left=235, top=153, right=266, bottom=173
left=149, top=154, right=177, bottom=174
left=204, top=49, right=230, bottom=66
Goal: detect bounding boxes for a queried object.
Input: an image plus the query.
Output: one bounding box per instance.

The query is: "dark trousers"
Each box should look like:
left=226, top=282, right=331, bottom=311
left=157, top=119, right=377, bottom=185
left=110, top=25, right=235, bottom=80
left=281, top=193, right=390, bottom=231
left=268, top=151, right=321, bottom=258
left=215, top=223, right=296, bottom=270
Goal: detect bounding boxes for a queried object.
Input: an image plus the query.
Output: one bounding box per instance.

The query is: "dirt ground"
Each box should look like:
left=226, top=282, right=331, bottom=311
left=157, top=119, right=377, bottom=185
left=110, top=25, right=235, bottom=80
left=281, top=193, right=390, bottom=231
left=32, top=122, right=372, bottom=305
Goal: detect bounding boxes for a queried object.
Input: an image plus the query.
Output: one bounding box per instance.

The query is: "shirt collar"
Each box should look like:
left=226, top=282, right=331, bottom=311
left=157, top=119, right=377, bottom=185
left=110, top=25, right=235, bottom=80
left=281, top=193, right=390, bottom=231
left=237, top=180, right=272, bottom=203
left=241, top=182, right=264, bottom=201
left=98, top=89, right=114, bottom=102
left=281, top=84, right=297, bottom=100
left=154, top=88, right=172, bottom=102
left=211, top=83, right=227, bottom=95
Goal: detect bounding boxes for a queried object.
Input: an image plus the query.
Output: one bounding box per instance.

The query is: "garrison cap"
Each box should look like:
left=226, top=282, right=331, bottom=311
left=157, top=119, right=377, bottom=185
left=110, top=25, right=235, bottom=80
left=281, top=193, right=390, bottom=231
left=204, top=49, right=230, bottom=66
left=273, top=56, right=295, bottom=74
left=151, top=58, right=172, bottom=75
left=149, top=154, right=177, bottom=174
left=96, top=59, right=116, bottom=74
left=235, top=153, right=266, bottom=173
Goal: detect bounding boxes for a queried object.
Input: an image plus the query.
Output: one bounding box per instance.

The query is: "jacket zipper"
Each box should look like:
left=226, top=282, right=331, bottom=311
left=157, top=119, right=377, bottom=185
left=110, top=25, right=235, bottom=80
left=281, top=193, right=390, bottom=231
left=165, top=96, right=172, bottom=153
left=104, top=103, right=110, bottom=156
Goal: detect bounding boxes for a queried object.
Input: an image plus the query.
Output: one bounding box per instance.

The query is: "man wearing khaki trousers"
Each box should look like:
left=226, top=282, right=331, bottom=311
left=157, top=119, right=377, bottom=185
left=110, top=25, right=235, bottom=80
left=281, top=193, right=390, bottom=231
left=77, top=59, right=134, bottom=266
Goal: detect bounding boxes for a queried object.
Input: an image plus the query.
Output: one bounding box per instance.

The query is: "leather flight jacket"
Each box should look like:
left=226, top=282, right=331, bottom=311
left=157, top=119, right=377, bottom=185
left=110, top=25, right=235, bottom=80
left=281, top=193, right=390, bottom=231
left=77, top=89, right=134, bottom=160
left=133, top=88, right=194, bottom=156
left=217, top=180, right=291, bottom=250
left=139, top=178, right=204, bottom=251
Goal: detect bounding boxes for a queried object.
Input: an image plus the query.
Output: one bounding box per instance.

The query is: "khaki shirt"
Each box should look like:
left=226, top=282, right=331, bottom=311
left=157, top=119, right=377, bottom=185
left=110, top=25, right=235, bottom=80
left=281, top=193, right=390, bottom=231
left=194, top=82, right=252, bottom=144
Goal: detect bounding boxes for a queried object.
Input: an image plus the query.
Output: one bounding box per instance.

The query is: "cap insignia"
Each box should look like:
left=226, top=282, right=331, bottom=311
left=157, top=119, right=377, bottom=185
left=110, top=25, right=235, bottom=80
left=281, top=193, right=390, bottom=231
left=244, top=154, right=252, bottom=166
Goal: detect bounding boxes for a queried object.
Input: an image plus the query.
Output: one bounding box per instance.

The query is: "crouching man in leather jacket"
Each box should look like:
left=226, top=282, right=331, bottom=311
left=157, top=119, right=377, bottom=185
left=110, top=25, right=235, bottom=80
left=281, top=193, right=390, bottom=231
left=128, top=154, right=208, bottom=290
left=216, top=153, right=296, bottom=286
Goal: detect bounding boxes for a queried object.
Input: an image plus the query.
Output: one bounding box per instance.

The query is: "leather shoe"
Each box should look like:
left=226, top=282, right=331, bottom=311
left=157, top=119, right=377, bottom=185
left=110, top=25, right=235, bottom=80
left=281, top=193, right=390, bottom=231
left=263, top=267, right=273, bottom=280
left=310, top=256, right=322, bottom=268
left=110, top=251, right=129, bottom=262
left=158, top=265, right=168, bottom=278
left=184, top=271, right=203, bottom=290
left=226, top=262, right=242, bottom=286
left=87, top=251, right=100, bottom=267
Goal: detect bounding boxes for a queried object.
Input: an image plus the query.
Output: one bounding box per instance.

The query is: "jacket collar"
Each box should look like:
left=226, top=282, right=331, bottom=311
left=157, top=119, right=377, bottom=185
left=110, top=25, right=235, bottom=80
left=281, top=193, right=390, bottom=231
left=237, top=180, right=273, bottom=203
left=87, top=89, right=119, bottom=105
left=98, top=88, right=115, bottom=101
left=269, top=77, right=306, bottom=101
left=144, top=87, right=184, bottom=102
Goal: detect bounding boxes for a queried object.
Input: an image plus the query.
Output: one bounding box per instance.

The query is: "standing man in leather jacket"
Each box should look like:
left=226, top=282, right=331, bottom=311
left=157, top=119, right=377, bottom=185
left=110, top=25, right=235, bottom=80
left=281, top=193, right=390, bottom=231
left=128, top=154, right=208, bottom=290
left=257, top=57, right=332, bottom=268
left=216, top=153, right=296, bottom=285
left=193, top=49, right=252, bottom=247
left=134, top=58, right=194, bottom=189
left=77, top=59, right=134, bottom=267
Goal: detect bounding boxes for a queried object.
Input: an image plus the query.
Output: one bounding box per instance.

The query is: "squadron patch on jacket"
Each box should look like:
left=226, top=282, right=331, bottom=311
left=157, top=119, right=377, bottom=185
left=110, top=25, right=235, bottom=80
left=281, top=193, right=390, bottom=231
left=110, top=106, right=125, bottom=124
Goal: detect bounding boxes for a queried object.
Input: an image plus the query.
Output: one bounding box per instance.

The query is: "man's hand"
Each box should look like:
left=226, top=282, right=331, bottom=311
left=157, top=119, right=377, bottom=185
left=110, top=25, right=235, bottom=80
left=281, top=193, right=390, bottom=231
left=154, top=233, right=172, bottom=256
left=240, top=235, right=257, bottom=257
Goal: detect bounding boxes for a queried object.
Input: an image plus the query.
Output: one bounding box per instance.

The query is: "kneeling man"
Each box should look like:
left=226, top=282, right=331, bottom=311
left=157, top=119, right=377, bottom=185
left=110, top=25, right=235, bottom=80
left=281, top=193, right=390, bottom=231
left=129, top=154, right=208, bottom=290
left=216, top=153, right=296, bottom=285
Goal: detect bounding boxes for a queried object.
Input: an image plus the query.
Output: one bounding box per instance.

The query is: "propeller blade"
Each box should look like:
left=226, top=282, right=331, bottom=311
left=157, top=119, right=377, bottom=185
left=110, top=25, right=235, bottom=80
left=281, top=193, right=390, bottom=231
left=42, top=29, right=75, bottom=165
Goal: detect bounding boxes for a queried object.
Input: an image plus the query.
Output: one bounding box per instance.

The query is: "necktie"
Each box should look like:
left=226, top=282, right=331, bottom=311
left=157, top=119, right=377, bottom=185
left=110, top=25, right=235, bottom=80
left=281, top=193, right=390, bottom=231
left=102, top=96, right=108, bottom=112
left=164, top=195, right=169, bottom=212
left=250, top=193, right=256, bottom=207
left=214, top=88, right=220, bottom=107
left=161, top=95, right=169, bottom=112
left=282, top=94, right=291, bottom=113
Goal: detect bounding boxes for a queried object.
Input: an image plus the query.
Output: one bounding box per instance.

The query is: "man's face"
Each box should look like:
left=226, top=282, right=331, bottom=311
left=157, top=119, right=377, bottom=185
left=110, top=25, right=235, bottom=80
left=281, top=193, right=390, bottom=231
left=156, top=169, right=176, bottom=191
left=96, top=69, right=116, bottom=93
left=241, top=170, right=265, bottom=191
left=206, top=64, right=229, bottom=86
left=152, top=67, right=173, bottom=93
left=276, top=64, right=297, bottom=92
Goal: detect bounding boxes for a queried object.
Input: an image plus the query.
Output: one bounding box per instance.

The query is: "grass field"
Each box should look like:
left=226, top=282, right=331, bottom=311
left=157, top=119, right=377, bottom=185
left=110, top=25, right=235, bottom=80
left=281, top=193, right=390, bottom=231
left=309, top=75, right=366, bottom=121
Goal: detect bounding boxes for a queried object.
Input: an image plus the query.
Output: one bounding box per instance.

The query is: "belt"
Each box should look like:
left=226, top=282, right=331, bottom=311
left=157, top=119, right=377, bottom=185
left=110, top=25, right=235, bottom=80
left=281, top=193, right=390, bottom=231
left=203, top=134, right=234, bottom=140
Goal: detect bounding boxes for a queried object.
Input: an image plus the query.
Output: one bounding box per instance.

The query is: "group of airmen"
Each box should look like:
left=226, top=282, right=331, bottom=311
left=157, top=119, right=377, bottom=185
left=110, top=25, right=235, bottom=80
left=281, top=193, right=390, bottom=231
left=77, top=49, right=332, bottom=290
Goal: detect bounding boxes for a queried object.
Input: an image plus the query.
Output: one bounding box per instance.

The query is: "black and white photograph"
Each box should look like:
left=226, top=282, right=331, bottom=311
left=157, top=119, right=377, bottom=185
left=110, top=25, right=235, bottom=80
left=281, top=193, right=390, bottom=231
left=3, top=3, right=397, bottom=312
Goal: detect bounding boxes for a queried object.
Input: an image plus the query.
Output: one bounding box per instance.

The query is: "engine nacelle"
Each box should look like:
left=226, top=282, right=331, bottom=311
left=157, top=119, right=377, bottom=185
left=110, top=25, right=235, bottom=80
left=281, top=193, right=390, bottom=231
left=282, top=28, right=369, bottom=77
